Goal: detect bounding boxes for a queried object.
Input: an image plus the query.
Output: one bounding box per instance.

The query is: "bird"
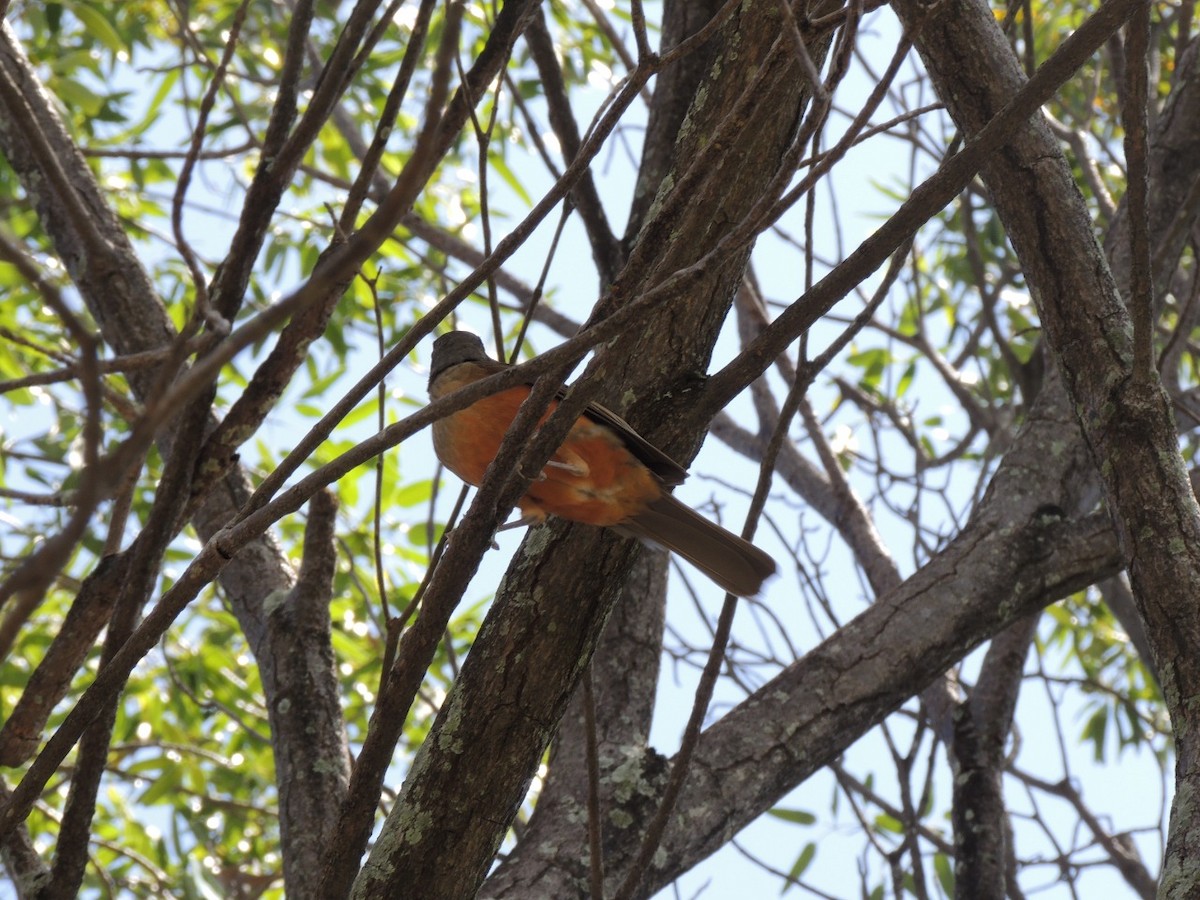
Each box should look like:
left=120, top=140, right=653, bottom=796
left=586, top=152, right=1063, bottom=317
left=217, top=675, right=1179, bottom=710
left=427, top=330, right=776, bottom=596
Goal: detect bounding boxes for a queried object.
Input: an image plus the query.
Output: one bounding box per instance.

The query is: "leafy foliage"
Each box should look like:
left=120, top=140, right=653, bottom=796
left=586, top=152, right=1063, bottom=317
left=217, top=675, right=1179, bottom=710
left=0, top=0, right=1192, bottom=897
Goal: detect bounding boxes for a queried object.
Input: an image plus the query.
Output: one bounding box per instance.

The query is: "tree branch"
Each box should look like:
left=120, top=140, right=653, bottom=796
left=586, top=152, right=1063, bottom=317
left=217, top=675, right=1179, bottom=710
left=266, top=490, right=350, bottom=898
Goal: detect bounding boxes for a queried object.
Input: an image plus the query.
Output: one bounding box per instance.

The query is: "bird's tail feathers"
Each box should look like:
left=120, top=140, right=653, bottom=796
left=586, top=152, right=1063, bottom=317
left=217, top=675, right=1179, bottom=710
left=617, top=493, right=776, bottom=597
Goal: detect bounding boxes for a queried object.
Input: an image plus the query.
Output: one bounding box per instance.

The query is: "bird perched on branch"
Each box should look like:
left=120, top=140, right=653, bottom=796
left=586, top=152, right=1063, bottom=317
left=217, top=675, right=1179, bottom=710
left=428, top=330, right=776, bottom=596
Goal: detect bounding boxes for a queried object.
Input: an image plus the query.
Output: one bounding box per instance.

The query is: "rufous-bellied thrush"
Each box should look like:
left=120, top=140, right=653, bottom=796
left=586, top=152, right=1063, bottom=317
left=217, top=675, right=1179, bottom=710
left=428, top=331, right=776, bottom=596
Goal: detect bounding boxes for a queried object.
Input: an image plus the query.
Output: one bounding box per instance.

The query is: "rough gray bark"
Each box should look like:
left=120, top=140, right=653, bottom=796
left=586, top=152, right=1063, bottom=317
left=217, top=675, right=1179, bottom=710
left=950, top=614, right=1039, bottom=899
left=479, top=554, right=671, bottom=898
left=265, top=491, right=351, bottom=897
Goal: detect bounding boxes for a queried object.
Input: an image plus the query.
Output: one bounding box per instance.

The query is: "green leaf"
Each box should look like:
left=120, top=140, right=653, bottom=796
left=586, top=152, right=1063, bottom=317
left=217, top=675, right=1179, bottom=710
left=767, top=807, right=817, bottom=825
left=1082, top=705, right=1109, bottom=761
left=337, top=396, right=382, bottom=430
left=138, top=770, right=182, bottom=807
left=405, top=521, right=442, bottom=548
left=117, top=69, right=180, bottom=142
left=67, top=2, right=124, bottom=55
left=490, top=152, right=532, bottom=205
left=782, top=842, right=816, bottom=893
left=54, top=77, right=105, bottom=116
left=393, top=479, right=436, bottom=508
left=294, top=402, right=326, bottom=418
left=935, top=853, right=955, bottom=896
left=846, top=347, right=890, bottom=371
left=873, top=812, right=904, bottom=834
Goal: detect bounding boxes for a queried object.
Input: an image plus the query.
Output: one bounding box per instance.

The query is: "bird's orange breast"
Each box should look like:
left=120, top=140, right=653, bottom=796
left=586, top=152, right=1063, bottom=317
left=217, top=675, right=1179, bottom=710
left=430, top=365, right=663, bottom=527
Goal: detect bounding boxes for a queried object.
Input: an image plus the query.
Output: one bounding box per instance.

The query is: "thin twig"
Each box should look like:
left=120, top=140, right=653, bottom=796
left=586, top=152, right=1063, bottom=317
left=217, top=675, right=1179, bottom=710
left=1124, top=0, right=1153, bottom=381
left=172, top=0, right=252, bottom=320
left=629, top=0, right=651, bottom=60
